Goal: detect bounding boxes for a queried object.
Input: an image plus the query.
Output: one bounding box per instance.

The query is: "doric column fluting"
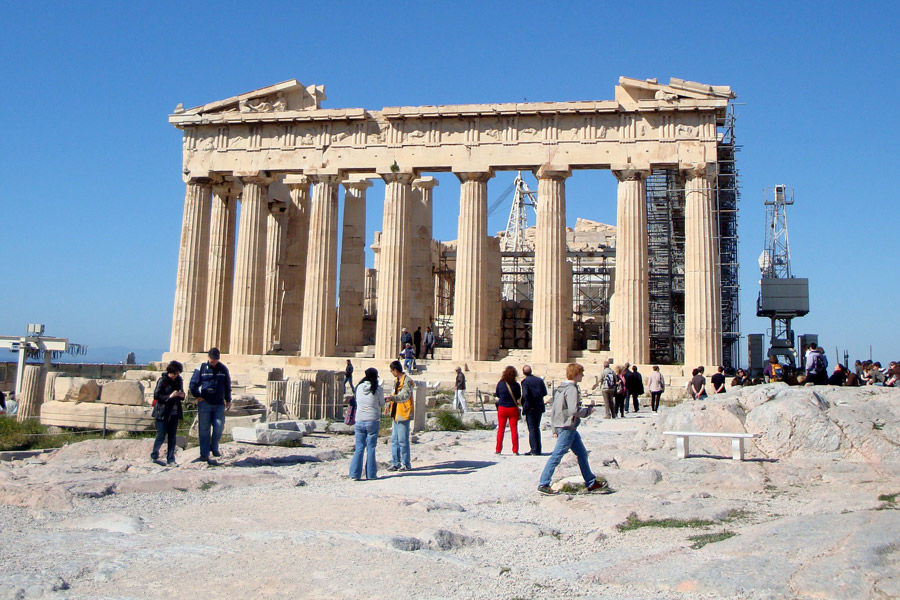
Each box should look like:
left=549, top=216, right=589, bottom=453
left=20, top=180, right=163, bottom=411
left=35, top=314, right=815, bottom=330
left=170, top=178, right=212, bottom=353
left=263, top=200, right=288, bottom=353
left=230, top=174, right=271, bottom=355
left=610, top=167, right=651, bottom=364
left=452, top=171, right=492, bottom=362
left=300, top=174, right=341, bottom=357
left=532, top=164, right=571, bottom=364
left=683, top=163, right=723, bottom=369
left=337, top=178, right=372, bottom=350
left=204, top=182, right=238, bottom=353
left=281, top=176, right=311, bottom=352
left=411, top=176, right=439, bottom=337
left=374, top=171, right=415, bottom=360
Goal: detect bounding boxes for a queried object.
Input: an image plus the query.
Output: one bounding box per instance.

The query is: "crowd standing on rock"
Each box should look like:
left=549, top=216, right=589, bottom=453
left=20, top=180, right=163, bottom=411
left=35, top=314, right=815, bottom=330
left=349, top=368, right=384, bottom=481
left=386, top=360, right=414, bottom=472
left=494, top=366, right=522, bottom=455
left=188, top=348, right=231, bottom=466
left=538, top=363, right=607, bottom=496
left=520, top=365, right=548, bottom=455
left=150, top=360, right=184, bottom=466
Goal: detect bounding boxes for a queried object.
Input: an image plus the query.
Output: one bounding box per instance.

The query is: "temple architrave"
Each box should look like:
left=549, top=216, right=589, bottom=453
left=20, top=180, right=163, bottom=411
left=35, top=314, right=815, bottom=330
left=166, top=77, right=735, bottom=371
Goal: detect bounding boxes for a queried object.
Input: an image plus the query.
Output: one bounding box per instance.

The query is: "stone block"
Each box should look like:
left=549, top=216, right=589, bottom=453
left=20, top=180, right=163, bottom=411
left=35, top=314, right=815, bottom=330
left=63, top=378, right=100, bottom=403
left=232, top=426, right=304, bottom=445
left=326, top=422, right=354, bottom=435
left=100, top=381, right=147, bottom=406
left=40, top=400, right=154, bottom=431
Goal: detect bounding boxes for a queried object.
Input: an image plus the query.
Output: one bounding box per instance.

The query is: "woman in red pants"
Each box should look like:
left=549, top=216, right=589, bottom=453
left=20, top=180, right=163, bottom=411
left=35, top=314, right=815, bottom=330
left=494, top=365, right=522, bottom=455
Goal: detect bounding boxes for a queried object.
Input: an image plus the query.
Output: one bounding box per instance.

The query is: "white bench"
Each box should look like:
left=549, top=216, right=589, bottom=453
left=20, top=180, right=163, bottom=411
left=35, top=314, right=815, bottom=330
left=662, top=431, right=758, bottom=461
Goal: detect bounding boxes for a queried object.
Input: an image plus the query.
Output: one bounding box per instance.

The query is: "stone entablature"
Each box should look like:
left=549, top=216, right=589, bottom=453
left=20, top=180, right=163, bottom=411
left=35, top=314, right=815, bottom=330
left=171, top=77, right=733, bottom=179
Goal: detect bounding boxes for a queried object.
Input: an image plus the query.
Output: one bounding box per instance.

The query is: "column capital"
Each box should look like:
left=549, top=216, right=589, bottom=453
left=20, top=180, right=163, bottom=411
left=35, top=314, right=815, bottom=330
left=412, top=176, right=440, bottom=191
left=611, top=165, right=651, bottom=182
left=211, top=180, right=239, bottom=197
left=234, top=170, right=275, bottom=185
left=534, top=163, right=571, bottom=180
left=379, top=170, right=415, bottom=185
left=185, top=176, right=213, bottom=186
left=342, top=176, right=375, bottom=192
left=454, top=170, right=493, bottom=184
left=268, top=199, right=288, bottom=214
left=681, top=162, right=718, bottom=181
left=283, top=173, right=311, bottom=189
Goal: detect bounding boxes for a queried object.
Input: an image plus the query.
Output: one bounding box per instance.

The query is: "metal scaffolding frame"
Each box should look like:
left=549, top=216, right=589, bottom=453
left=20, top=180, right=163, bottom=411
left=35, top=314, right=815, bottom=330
left=646, top=170, right=686, bottom=364
left=716, top=105, right=742, bottom=369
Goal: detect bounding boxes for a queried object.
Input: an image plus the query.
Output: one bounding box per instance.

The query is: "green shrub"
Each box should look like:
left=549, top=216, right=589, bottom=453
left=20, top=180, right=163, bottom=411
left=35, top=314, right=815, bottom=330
left=434, top=412, right=465, bottom=431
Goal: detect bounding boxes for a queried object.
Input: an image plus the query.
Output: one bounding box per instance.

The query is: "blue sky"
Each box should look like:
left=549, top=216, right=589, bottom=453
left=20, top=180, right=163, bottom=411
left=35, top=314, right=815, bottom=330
left=1, top=1, right=898, bottom=365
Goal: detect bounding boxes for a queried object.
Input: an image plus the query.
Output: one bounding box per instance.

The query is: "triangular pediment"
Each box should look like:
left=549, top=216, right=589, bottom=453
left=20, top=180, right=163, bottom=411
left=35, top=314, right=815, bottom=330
left=616, top=76, right=735, bottom=110
left=172, top=79, right=327, bottom=116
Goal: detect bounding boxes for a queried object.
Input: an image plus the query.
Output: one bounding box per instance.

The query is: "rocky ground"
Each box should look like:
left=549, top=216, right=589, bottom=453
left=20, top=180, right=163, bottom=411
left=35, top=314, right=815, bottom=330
left=1, top=384, right=899, bottom=599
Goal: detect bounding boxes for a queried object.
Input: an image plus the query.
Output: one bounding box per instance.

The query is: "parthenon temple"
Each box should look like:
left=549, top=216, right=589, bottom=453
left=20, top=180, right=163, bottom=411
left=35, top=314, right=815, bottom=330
left=166, top=76, right=739, bottom=371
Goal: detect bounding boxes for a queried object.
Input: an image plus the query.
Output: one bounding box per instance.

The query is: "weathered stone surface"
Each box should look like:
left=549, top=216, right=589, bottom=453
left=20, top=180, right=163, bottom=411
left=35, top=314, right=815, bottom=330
left=40, top=400, right=154, bottom=431
left=61, top=513, right=144, bottom=534
left=418, top=528, right=484, bottom=550
left=62, top=378, right=100, bottom=402
left=0, top=574, right=69, bottom=599
left=326, top=422, right=353, bottom=435
left=638, top=384, right=900, bottom=462
left=232, top=426, right=303, bottom=445
left=188, top=413, right=262, bottom=437
left=100, top=380, right=147, bottom=406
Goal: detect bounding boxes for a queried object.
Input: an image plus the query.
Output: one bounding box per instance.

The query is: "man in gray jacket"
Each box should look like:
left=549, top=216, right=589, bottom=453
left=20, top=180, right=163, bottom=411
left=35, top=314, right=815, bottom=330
left=538, top=363, right=607, bottom=495
left=599, top=360, right=616, bottom=419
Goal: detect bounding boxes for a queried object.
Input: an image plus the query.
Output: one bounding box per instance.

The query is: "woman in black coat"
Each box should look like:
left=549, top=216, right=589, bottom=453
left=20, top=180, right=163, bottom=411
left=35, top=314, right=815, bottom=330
left=151, top=361, right=184, bottom=466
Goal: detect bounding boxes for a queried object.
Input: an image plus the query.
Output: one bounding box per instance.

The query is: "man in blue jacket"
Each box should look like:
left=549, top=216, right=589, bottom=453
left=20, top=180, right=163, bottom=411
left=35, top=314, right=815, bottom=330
left=189, top=348, right=232, bottom=465
left=520, top=365, right=548, bottom=455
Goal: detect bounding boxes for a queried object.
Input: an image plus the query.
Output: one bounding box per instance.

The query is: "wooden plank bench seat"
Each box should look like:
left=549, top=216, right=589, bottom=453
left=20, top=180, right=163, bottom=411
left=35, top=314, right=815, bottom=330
left=662, top=431, right=759, bottom=461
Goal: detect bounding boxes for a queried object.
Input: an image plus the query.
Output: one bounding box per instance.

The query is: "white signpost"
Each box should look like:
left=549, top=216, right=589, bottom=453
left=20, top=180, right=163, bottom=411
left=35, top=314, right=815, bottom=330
left=0, top=324, right=85, bottom=398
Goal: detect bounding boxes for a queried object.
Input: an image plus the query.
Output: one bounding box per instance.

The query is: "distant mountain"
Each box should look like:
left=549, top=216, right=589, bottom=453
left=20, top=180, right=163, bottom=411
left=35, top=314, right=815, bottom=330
left=0, top=346, right=166, bottom=366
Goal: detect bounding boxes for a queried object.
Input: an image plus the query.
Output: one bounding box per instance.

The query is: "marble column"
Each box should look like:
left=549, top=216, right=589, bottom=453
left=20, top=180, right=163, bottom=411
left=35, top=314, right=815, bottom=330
left=610, top=167, right=650, bottom=364
left=532, top=164, right=571, bottom=364
left=204, top=181, right=237, bottom=353
left=300, top=174, right=341, bottom=357
left=230, top=174, right=270, bottom=355
left=452, top=171, right=492, bottom=362
left=683, top=163, right=723, bottom=368
left=411, top=176, right=439, bottom=335
left=374, top=171, right=414, bottom=360
left=170, top=178, right=211, bottom=353
left=363, top=268, right=378, bottom=317
left=281, top=176, right=311, bottom=352
left=16, top=364, right=44, bottom=423
left=263, top=200, right=287, bottom=353
left=337, top=177, right=372, bottom=350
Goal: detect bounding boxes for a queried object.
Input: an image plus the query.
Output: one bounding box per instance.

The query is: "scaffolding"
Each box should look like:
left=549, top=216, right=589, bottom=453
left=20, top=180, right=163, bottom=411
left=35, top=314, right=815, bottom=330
left=716, top=104, right=742, bottom=369
left=646, top=170, right=686, bottom=364
left=570, top=252, right=614, bottom=350
left=432, top=249, right=455, bottom=346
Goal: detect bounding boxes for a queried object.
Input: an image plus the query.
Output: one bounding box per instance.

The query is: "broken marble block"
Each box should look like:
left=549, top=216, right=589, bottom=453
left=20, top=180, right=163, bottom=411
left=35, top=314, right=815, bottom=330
left=232, top=421, right=305, bottom=445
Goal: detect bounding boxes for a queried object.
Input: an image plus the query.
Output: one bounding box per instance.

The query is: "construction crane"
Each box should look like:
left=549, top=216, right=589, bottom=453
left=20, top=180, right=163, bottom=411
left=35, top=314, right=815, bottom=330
left=756, top=185, right=809, bottom=369
left=486, top=172, right=539, bottom=301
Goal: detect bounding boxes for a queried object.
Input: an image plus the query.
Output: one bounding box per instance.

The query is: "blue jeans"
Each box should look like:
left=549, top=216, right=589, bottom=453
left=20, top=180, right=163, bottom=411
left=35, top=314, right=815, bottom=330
left=151, top=415, right=179, bottom=463
left=349, top=420, right=380, bottom=479
left=391, top=419, right=411, bottom=468
left=197, top=401, right=225, bottom=459
left=539, top=428, right=596, bottom=488
left=403, top=358, right=415, bottom=372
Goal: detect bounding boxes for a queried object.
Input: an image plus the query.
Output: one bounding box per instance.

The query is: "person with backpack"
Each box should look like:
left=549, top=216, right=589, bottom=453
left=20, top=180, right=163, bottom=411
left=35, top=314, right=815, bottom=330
left=151, top=361, right=185, bottom=466
left=647, top=365, right=665, bottom=412
left=537, top=363, right=607, bottom=495
left=349, top=368, right=385, bottom=481
left=599, top=360, right=616, bottom=419
left=805, top=344, right=829, bottom=385
left=764, top=355, right=784, bottom=383
left=189, top=348, right=232, bottom=465
left=386, top=360, right=414, bottom=472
